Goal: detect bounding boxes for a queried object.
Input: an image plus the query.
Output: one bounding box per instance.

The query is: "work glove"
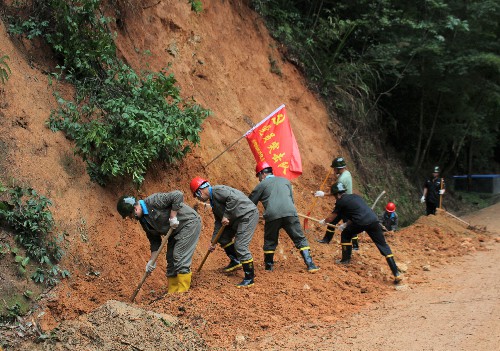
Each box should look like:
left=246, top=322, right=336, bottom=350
left=318, top=219, right=326, bottom=226
left=208, top=244, right=216, bottom=252
left=439, top=189, right=445, bottom=195
left=338, top=223, right=347, bottom=231
left=169, top=217, right=180, bottom=229
left=145, top=260, right=156, bottom=273
left=420, top=195, right=426, bottom=203
left=314, top=190, right=325, bottom=197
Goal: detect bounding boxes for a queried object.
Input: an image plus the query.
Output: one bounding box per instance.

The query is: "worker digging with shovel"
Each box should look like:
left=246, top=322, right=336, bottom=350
left=318, top=182, right=403, bottom=284
left=190, top=177, right=259, bottom=288
left=249, top=161, right=319, bottom=273
left=117, top=191, right=201, bottom=294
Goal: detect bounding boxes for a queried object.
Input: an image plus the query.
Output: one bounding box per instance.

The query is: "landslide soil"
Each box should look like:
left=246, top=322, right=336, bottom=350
left=1, top=1, right=499, bottom=350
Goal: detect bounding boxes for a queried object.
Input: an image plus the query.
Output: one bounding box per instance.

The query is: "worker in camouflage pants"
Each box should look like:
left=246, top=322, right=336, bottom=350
left=117, top=191, right=201, bottom=293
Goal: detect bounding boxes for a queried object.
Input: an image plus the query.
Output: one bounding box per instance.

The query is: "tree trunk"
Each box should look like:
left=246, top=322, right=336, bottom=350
left=416, top=92, right=442, bottom=172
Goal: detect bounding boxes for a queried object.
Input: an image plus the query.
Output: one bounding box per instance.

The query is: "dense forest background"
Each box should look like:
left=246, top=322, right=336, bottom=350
left=252, top=0, right=500, bottom=179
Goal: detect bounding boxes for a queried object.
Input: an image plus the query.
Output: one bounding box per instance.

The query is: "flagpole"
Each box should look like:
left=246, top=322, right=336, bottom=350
left=243, top=104, right=285, bottom=136
left=204, top=104, right=286, bottom=168
left=204, top=134, right=247, bottom=168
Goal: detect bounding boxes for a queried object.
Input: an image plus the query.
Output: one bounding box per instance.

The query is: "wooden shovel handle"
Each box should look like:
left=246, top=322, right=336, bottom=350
left=298, top=213, right=338, bottom=229
left=305, top=168, right=334, bottom=214
left=130, top=227, right=174, bottom=302
left=197, top=224, right=227, bottom=272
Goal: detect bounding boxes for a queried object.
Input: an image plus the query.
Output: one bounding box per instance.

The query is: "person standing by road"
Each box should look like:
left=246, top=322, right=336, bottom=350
left=379, top=202, right=399, bottom=232
left=249, top=161, right=319, bottom=273
left=116, top=191, right=201, bottom=293
left=190, top=177, right=259, bottom=288
left=314, top=157, right=358, bottom=249
left=319, top=182, right=403, bottom=283
left=421, top=166, right=445, bottom=216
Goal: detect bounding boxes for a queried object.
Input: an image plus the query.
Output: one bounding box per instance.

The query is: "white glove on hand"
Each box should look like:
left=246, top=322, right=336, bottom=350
left=420, top=195, right=426, bottom=203
left=439, top=189, right=445, bottom=195
left=169, top=217, right=180, bottom=229
left=145, top=260, right=156, bottom=273
left=314, top=190, right=325, bottom=197
left=318, top=219, right=326, bottom=226
left=338, top=223, right=347, bottom=231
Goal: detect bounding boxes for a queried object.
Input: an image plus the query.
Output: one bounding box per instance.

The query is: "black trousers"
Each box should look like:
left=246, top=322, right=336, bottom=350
left=341, top=221, right=392, bottom=257
left=426, top=201, right=437, bottom=215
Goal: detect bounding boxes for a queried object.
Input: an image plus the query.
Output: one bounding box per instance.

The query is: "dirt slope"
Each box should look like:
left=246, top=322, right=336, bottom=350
left=0, top=1, right=498, bottom=350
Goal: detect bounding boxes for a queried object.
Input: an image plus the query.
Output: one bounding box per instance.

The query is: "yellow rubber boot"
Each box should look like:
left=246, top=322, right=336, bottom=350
left=177, top=272, right=192, bottom=293
left=167, top=276, right=179, bottom=294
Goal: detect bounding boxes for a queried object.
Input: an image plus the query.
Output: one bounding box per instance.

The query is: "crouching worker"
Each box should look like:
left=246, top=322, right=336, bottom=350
left=380, top=202, right=398, bottom=232
left=319, top=182, right=403, bottom=284
left=117, top=191, right=201, bottom=293
left=190, top=177, right=259, bottom=288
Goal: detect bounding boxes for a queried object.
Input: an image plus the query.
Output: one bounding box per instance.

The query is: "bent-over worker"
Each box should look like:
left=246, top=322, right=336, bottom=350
left=319, top=182, right=402, bottom=283
left=117, top=191, right=201, bottom=293
left=190, top=177, right=259, bottom=288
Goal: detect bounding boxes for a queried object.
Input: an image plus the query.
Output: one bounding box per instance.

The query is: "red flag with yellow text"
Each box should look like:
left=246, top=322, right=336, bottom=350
left=245, top=105, right=302, bottom=180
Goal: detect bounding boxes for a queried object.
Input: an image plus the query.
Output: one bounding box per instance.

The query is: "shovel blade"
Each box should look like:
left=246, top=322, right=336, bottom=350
left=303, top=211, right=311, bottom=231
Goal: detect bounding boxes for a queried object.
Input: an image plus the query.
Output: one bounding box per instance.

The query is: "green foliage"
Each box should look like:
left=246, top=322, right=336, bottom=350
left=5, top=303, right=22, bottom=322
left=252, top=0, right=500, bottom=181
left=0, top=54, right=11, bottom=84
left=0, top=186, right=68, bottom=286
left=48, top=63, right=210, bottom=185
left=7, top=16, right=49, bottom=39
left=47, top=0, right=116, bottom=79
left=189, top=0, right=203, bottom=14
left=8, top=0, right=210, bottom=186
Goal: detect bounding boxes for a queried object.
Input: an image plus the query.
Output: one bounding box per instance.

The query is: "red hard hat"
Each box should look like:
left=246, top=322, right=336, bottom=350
left=190, top=176, right=208, bottom=196
left=386, top=202, right=396, bottom=213
left=255, top=161, right=272, bottom=177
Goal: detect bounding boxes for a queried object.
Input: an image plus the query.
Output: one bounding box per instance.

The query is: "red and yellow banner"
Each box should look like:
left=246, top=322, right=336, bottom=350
left=245, top=105, right=302, bottom=180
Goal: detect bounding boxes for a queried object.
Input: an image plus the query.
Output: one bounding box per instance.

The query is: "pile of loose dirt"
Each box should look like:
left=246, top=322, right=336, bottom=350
left=15, top=210, right=491, bottom=351
left=19, top=300, right=208, bottom=351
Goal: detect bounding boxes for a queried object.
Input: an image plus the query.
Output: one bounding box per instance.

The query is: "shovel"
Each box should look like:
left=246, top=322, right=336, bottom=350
left=303, top=168, right=333, bottom=231
left=197, top=224, right=227, bottom=272
left=298, top=213, right=338, bottom=229
left=130, top=227, right=174, bottom=302
left=371, top=190, right=386, bottom=210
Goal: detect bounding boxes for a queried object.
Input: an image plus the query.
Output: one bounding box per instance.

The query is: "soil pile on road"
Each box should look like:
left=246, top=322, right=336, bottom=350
left=16, top=210, right=493, bottom=350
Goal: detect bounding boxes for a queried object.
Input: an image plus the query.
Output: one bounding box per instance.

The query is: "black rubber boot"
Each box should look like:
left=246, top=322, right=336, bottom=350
left=386, top=255, right=403, bottom=284
left=336, top=244, right=352, bottom=264
left=264, top=252, right=274, bottom=271
left=316, top=228, right=334, bottom=244
left=223, top=243, right=242, bottom=272
left=300, top=248, right=320, bottom=272
left=352, top=236, right=359, bottom=251
left=236, top=261, right=255, bottom=288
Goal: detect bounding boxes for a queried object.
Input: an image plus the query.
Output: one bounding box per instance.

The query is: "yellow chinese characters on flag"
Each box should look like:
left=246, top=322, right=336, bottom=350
left=245, top=104, right=302, bottom=180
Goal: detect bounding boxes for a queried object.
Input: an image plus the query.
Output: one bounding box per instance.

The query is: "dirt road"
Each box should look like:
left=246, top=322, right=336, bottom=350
left=247, top=203, right=500, bottom=350
left=310, top=242, right=499, bottom=351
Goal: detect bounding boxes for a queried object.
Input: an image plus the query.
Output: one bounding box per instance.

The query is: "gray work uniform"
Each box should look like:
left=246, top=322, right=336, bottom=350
left=209, top=185, right=258, bottom=262
left=249, top=175, right=308, bottom=251
left=139, top=191, right=201, bottom=277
